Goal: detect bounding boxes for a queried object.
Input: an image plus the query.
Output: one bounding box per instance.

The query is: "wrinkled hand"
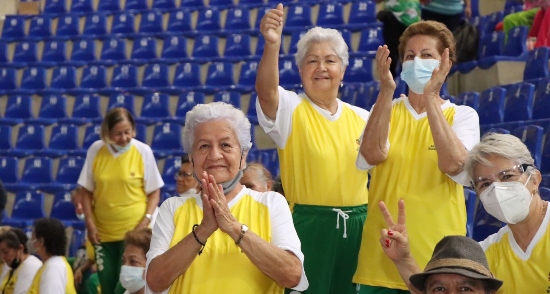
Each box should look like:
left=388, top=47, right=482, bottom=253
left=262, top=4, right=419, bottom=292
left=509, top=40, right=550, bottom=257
left=135, top=217, right=150, bottom=230
left=423, top=48, right=451, bottom=99
left=74, top=267, right=83, bottom=286
left=199, top=172, right=219, bottom=236
left=205, top=174, right=239, bottom=234
left=376, top=45, right=396, bottom=93
left=464, top=6, right=472, bottom=18
left=379, top=199, right=411, bottom=262
left=260, top=3, right=284, bottom=45
left=86, top=221, right=100, bottom=245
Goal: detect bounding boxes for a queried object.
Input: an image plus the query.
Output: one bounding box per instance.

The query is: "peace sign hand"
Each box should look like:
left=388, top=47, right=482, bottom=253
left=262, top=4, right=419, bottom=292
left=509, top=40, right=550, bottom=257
left=379, top=199, right=411, bottom=262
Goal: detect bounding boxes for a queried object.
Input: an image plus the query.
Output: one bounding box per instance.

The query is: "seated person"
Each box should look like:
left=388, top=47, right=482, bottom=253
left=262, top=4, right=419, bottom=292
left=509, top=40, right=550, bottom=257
left=0, top=228, right=42, bottom=293
left=175, top=154, right=198, bottom=197
left=119, top=227, right=152, bottom=294
left=240, top=162, right=274, bottom=192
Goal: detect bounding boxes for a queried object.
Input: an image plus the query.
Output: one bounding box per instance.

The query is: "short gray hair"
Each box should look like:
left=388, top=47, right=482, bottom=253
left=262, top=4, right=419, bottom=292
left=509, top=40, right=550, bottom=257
left=295, top=27, right=349, bottom=69
left=244, top=162, right=273, bottom=184
left=465, top=133, right=535, bottom=179
left=182, top=102, right=253, bottom=154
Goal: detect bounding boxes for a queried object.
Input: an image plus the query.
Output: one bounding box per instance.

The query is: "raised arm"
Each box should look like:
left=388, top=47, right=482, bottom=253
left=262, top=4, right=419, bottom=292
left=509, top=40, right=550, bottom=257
left=256, top=3, right=284, bottom=120
left=359, top=45, right=396, bottom=165
left=424, top=49, right=469, bottom=176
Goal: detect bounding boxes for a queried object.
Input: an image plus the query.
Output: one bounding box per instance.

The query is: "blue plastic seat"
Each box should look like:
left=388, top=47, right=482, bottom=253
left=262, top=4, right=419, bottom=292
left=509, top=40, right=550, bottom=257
left=35, top=124, right=78, bottom=158
left=213, top=91, right=241, bottom=109
left=478, top=86, right=506, bottom=125
left=54, top=156, right=84, bottom=188
left=44, top=0, right=67, bottom=14
left=340, top=84, right=357, bottom=105
left=151, top=123, right=184, bottom=158
left=137, top=92, right=172, bottom=124
left=209, top=0, right=233, bottom=7
left=279, top=59, right=300, bottom=89
left=354, top=81, right=379, bottom=110
left=195, top=9, right=221, bottom=33
left=3, top=191, right=46, bottom=228
left=13, top=41, right=38, bottom=65
left=223, top=8, right=251, bottom=34
left=159, top=36, right=188, bottom=64
left=152, top=0, right=177, bottom=9
left=456, top=91, right=480, bottom=111
left=110, top=13, right=136, bottom=36
left=40, top=40, right=67, bottom=67
left=108, top=93, right=136, bottom=115
left=202, top=62, right=234, bottom=94
left=0, top=127, right=13, bottom=151
left=221, top=34, right=252, bottom=62
left=45, top=66, right=77, bottom=94
left=316, top=3, right=344, bottom=28
left=56, top=14, right=81, bottom=38
left=180, top=0, right=204, bottom=8
left=0, top=156, right=18, bottom=191
left=246, top=92, right=258, bottom=124
left=539, top=187, right=550, bottom=201
left=69, top=230, right=86, bottom=257
left=477, top=31, right=506, bottom=69
left=0, top=68, right=17, bottom=96
left=532, top=78, right=550, bottom=120
left=97, top=0, right=121, bottom=11
left=125, top=0, right=148, bottom=11
left=70, top=0, right=94, bottom=14
left=503, top=82, right=535, bottom=122
left=344, top=57, right=373, bottom=84
left=18, top=67, right=47, bottom=95
left=464, top=188, right=476, bottom=238
left=68, top=39, right=97, bottom=67
left=485, top=127, right=510, bottom=135
left=541, top=127, right=550, bottom=173
left=50, top=191, right=80, bottom=226
left=191, top=35, right=220, bottom=63
left=168, top=62, right=202, bottom=93
left=175, top=92, right=205, bottom=119
left=98, top=38, right=128, bottom=65
left=110, top=64, right=138, bottom=90
left=523, top=47, right=550, bottom=81
left=166, top=10, right=192, bottom=35
left=0, top=42, right=8, bottom=66
left=355, top=27, right=383, bottom=57
left=76, top=65, right=107, bottom=95
left=503, top=25, right=528, bottom=57
left=19, top=157, right=54, bottom=190
left=472, top=200, right=504, bottom=242
left=348, top=1, right=377, bottom=31
left=28, top=16, right=53, bottom=39
left=134, top=123, right=147, bottom=143
left=62, top=94, right=102, bottom=125
left=234, top=60, right=258, bottom=93
left=161, top=155, right=182, bottom=190
left=82, top=13, right=108, bottom=37
left=479, top=11, right=504, bottom=36
left=141, top=63, right=170, bottom=89
left=512, top=125, right=544, bottom=167
left=287, top=31, right=307, bottom=55
left=78, top=124, right=101, bottom=155
left=32, top=94, right=69, bottom=125
left=130, top=37, right=157, bottom=63
left=1, top=16, right=26, bottom=41
left=284, top=4, right=313, bottom=34
left=3, top=95, right=32, bottom=125
left=138, top=11, right=164, bottom=37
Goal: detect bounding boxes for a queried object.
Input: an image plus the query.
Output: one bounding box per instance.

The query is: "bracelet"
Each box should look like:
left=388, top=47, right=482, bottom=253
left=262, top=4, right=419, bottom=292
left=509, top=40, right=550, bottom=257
left=192, top=224, right=206, bottom=255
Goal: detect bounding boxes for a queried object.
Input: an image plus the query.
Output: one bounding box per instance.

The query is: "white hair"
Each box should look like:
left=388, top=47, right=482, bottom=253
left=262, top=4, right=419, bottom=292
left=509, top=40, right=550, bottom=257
left=465, top=133, right=536, bottom=179
left=182, top=102, right=253, bottom=154
left=295, top=26, right=349, bottom=69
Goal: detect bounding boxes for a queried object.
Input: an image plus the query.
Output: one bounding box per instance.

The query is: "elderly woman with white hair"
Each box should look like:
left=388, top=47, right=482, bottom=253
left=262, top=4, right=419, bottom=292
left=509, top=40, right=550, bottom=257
left=256, top=4, right=370, bottom=293
left=241, top=162, right=274, bottom=192
left=145, top=102, right=308, bottom=293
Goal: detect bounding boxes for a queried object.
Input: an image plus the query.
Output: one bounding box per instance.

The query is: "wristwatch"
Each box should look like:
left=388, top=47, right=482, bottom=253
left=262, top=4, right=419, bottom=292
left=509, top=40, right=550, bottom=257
left=235, top=224, right=248, bottom=245
left=145, top=213, right=152, bottom=221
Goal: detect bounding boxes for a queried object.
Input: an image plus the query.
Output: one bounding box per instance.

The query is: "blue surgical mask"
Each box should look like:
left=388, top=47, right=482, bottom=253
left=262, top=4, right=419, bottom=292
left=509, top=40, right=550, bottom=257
left=113, top=142, right=131, bottom=153
left=400, top=57, right=440, bottom=94
left=119, top=265, right=145, bottom=293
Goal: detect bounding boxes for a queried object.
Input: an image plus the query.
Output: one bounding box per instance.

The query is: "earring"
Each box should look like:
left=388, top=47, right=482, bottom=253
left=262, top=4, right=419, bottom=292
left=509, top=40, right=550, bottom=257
left=300, top=84, right=303, bottom=88
left=533, top=188, right=539, bottom=195
left=340, top=82, right=343, bottom=88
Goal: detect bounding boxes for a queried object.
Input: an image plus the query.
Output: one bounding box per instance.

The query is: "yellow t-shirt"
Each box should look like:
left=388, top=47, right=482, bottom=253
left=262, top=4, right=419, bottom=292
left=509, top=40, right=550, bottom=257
left=480, top=205, right=550, bottom=294
left=27, top=256, right=76, bottom=294
left=354, top=98, right=471, bottom=289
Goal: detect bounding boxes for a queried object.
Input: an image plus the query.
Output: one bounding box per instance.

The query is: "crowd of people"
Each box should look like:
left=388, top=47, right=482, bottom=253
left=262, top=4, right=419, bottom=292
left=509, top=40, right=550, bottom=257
left=0, top=2, right=547, bottom=294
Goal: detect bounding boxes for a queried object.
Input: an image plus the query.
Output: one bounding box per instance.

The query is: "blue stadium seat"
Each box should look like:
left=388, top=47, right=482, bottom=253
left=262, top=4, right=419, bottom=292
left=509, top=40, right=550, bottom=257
left=355, top=27, right=383, bottom=57
left=70, top=0, right=94, bottom=14
left=195, top=9, right=222, bottom=33
left=464, top=188, right=476, bottom=238
left=67, top=39, right=97, bottom=67
left=167, top=62, right=202, bottom=93
left=50, top=191, right=80, bottom=227
left=339, top=84, right=356, bottom=105
left=62, top=94, right=102, bottom=125
left=110, top=13, right=136, bottom=36
left=503, top=25, right=528, bottom=57
left=0, top=126, right=12, bottom=152
left=13, top=41, right=38, bottom=65
left=284, top=4, right=313, bottom=34
left=130, top=37, right=157, bottom=63
left=0, top=68, right=17, bottom=96
left=279, top=59, right=300, bottom=89
left=0, top=42, right=9, bottom=66
left=542, top=127, right=550, bottom=173
left=44, top=0, right=67, bottom=14
left=151, top=123, right=184, bottom=158
left=159, top=36, right=189, bottom=64
left=213, top=91, right=241, bottom=109
left=110, top=64, right=139, bottom=91
left=75, top=65, right=108, bottom=95
left=477, top=31, right=506, bottom=69
left=98, top=38, right=128, bottom=65
left=161, top=155, right=182, bottom=192
left=2, top=95, right=32, bottom=125
left=355, top=81, right=379, bottom=110
left=456, top=91, right=480, bottom=111
left=234, top=60, right=258, bottom=93
left=138, top=11, right=164, bottom=37
left=82, top=13, right=108, bottom=37
left=32, top=94, right=69, bottom=125
left=35, top=124, right=78, bottom=158
left=247, top=92, right=258, bottom=124
left=55, top=14, right=81, bottom=38
left=17, top=157, right=54, bottom=191
left=108, top=93, right=136, bottom=115
left=478, top=86, right=506, bottom=125
left=125, top=0, right=148, bottom=11
left=0, top=156, right=18, bottom=191
left=316, top=3, right=344, bottom=28
left=221, top=34, right=252, bottom=62
left=202, top=62, right=235, bottom=94
left=69, top=230, right=86, bottom=258
left=523, top=46, right=550, bottom=81
left=287, top=31, right=307, bottom=55
left=136, top=92, right=172, bottom=125
left=223, top=7, right=252, bottom=34
left=97, top=0, right=121, bottom=12
left=515, top=125, right=544, bottom=167
left=10, top=124, right=46, bottom=158
left=3, top=191, right=46, bottom=228
left=18, top=67, right=47, bottom=95
left=74, top=124, right=101, bottom=156
left=191, top=35, right=220, bottom=63
left=28, top=15, right=53, bottom=40
left=472, top=200, right=504, bottom=242
left=539, top=187, right=550, bottom=201
left=485, top=127, right=510, bottom=134
left=209, top=0, right=233, bottom=7
left=134, top=123, right=147, bottom=143
left=141, top=63, right=170, bottom=91
left=348, top=1, right=378, bottom=31
left=503, top=82, right=535, bottom=122
left=180, top=0, right=204, bottom=8
left=166, top=10, right=192, bottom=35
left=40, top=40, right=67, bottom=67
left=174, top=92, right=205, bottom=119
left=152, top=0, right=176, bottom=10
left=344, top=57, right=373, bottom=84
left=1, top=16, right=25, bottom=41
left=53, top=156, right=84, bottom=189
left=44, top=66, right=77, bottom=94
left=532, top=78, right=550, bottom=120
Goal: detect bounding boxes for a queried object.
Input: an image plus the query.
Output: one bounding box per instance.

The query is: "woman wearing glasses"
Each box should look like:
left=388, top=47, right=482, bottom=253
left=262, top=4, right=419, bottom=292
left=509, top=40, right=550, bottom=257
left=175, top=154, right=198, bottom=197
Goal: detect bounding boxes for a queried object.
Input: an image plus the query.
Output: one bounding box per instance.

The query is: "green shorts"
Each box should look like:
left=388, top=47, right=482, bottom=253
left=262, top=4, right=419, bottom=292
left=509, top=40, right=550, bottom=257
left=286, top=204, right=367, bottom=294
left=357, top=285, right=410, bottom=294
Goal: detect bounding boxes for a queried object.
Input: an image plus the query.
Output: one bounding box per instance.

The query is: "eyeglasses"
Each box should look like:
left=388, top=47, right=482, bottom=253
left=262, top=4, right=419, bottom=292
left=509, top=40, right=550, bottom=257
left=174, top=171, right=193, bottom=179
left=471, top=163, right=532, bottom=193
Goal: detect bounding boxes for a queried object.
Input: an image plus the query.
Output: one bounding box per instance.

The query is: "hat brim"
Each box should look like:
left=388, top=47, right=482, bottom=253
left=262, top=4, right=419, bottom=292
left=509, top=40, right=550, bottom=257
left=409, top=267, right=503, bottom=291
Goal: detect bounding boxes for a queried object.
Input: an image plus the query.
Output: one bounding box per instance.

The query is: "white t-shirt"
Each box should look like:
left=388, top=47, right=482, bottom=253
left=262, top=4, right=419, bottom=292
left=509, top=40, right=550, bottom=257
left=14, top=255, right=42, bottom=294
left=37, top=256, right=70, bottom=294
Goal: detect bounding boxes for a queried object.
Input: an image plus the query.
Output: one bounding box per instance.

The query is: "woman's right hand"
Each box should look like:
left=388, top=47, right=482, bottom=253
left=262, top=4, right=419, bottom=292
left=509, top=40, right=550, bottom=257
left=74, top=267, right=83, bottom=286
left=260, top=3, right=284, bottom=45
left=199, top=172, right=218, bottom=236
left=379, top=199, right=411, bottom=262
left=376, top=45, right=396, bottom=93
left=86, top=221, right=101, bottom=245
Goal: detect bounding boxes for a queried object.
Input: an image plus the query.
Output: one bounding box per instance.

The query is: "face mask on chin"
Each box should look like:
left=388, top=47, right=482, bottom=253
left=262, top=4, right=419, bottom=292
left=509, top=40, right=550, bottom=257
left=119, top=265, right=145, bottom=293
left=112, top=142, right=131, bottom=153
left=400, top=57, right=440, bottom=94
left=479, top=174, right=533, bottom=224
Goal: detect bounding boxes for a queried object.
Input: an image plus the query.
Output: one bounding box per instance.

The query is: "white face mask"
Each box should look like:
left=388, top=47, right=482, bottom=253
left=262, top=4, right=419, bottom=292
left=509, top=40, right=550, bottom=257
left=479, top=174, right=533, bottom=224
left=119, top=265, right=145, bottom=293
left=113, top=142, right=131, bottom=153
left=400, top=57, right=440, bottom=94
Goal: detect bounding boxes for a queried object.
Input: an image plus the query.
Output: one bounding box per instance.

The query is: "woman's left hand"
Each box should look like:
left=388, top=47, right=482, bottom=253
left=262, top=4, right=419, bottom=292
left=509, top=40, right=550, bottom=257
left=135, top=217, right=150, bottom=229
left=423, top=48, right=451, bottom=99
left=206, top=174, right=239, bottom=233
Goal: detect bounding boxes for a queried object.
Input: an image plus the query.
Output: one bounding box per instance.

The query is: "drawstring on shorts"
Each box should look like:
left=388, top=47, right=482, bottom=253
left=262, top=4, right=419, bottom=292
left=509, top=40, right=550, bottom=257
left=332, top=208, right=352, bottom=238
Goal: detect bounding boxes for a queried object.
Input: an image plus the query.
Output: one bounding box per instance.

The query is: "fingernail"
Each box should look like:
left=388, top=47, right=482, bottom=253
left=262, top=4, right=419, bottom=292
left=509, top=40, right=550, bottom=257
left=388, top=230, right=393, bottom=236
left=385, top=239, right=390, bottom=247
